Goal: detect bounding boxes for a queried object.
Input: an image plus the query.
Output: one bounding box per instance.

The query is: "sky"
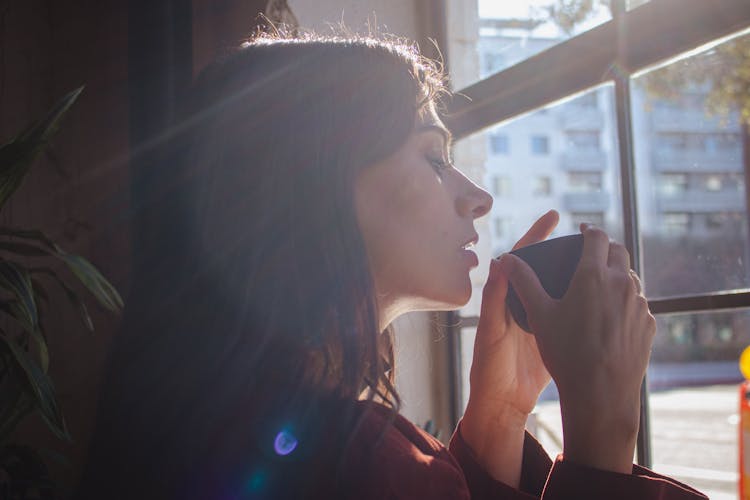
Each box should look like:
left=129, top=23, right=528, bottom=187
left=478, top=0, right=556, bottom=20
left=477, top=0, right=612, bottom=38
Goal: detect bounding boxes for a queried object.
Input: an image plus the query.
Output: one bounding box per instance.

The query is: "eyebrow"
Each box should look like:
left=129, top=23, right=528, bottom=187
left=416, top=124, right=453, bottom=150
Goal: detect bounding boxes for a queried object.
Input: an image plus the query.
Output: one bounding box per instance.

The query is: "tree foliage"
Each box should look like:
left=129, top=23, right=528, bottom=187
left=543, top=0, right=750, bottom=125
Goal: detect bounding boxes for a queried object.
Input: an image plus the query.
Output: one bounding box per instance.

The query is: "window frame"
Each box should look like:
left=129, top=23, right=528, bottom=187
left=442, top=0, right=750, bottom=467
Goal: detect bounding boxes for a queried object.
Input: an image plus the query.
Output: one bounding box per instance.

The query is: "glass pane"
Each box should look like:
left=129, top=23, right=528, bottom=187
left=454, top=85, right=622, bottom=458
left=632, top=32, right=750, bottom=298
left=472, top=1, right=612, bottom=85
left=649, top=310, right=745, bottom=499
left=481, top=85, right=623, bottom=257
left=626, top=0, right=651, bottom=11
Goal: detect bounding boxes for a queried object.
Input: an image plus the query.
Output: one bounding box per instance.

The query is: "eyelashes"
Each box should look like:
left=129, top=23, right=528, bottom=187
left=428, top=156, right=453, bottom=176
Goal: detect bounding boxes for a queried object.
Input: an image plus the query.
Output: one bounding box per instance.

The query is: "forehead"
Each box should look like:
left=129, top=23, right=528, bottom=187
left=416, top=104, right=452, bottom=145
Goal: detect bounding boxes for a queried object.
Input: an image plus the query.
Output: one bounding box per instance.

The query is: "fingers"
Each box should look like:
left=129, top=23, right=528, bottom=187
left=629, top=269, right=644, bottom=296
left=479, top=259, right=510, bottom=327
left=607, top=242, right=630, bottom=271
left=498, top=253, right=552, bottom=323
left=512, top=210, right=559, bottom=251
left=579, top=223, right=610, bottom=268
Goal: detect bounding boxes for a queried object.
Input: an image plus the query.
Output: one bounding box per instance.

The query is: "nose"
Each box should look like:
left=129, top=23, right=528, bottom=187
left=456, top=175, right=493, bottom=219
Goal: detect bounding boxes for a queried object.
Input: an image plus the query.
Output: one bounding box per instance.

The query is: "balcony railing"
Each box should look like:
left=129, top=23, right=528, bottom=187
left=560, top=107, right=604, bottom=130
left=656, top=190, right=745, bottom=212
left=652, top=149, right=742, bottom=172
left=560, top=150, right=608, bottom=171
left=650, top=108, right=739, bottom=132
left=562, top=191, right=611, bottom=212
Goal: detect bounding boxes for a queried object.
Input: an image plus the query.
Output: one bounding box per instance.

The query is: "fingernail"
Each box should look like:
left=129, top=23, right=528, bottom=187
left=496, top=253, right=512, bottom=271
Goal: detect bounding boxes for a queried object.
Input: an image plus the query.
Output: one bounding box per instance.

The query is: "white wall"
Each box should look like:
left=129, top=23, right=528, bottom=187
left=288, top=0, right=452, bottom=438
left=289, top=0, right=419, bottom=38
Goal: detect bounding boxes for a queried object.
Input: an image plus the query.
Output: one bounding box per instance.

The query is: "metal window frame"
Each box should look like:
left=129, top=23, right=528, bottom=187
left=443, top=0, right=750, bottom=467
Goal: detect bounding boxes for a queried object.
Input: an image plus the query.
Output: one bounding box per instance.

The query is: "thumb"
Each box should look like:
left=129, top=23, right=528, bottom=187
left=498, top=253, right=552, bottom=327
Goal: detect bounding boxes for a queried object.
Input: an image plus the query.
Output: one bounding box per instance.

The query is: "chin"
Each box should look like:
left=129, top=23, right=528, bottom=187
left=435, top=283, right=473, bottom=310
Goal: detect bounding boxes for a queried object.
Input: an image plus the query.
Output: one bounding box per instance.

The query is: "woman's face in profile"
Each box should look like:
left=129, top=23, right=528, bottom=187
left=355, top=105, right=493, bottom=322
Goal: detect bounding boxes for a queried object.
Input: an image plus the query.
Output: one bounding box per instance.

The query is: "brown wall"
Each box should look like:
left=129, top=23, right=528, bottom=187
left=1, top=0, right=290, bottom=493
left=2, top=0, right=444, bottom=493
left=1, top=0, right=130, bottom=492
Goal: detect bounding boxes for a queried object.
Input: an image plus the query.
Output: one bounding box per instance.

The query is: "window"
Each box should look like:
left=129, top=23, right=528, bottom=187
left=566, top=131, right=600, bottom=151
left=492, top=175, right=511, bottom=196
left=533, top=175, right=552, bottom=196
left=445, top=2, right=750, bottom=496
left=570, top=92, right=598, bottom=109
left=493, top=217, right=510, bottom=238
left=570, top=211, right=605, bottom=229
left=489, top=133, right=509, bottom=154
left=661, top=213, right=691, bottom=236
left=482, top=53, right=506, bottom=77
left=659, top=173, right=688, bottom=196
left=704, top=175, right=723, bottom=192
left=530, top=135, right=549, bottom=155
left=568, top=172, right=602, bottom=192
left=471, top=3, right=612, bottom=87
left=706, top=213, right=726, bottom=229
left=705, top=212, right=743, bottom=232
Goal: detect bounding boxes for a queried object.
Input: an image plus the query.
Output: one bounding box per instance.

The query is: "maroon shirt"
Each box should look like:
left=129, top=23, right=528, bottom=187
left=340, top=402, right=707, bottom=500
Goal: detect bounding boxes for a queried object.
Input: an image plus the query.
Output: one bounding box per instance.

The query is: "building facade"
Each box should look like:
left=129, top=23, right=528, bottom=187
left=474, top=16, right=749, bottom=363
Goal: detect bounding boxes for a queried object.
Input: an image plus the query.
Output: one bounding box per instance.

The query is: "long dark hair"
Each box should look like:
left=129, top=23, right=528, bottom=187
left=77, top=33, right=445, bottom=498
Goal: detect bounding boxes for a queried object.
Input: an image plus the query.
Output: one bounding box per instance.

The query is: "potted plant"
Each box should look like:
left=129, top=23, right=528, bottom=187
left=0, top=87, right=122, bottom=499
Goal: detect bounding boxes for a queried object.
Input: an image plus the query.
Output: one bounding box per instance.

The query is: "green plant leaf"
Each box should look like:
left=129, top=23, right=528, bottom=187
left=0, top=342, right=34, bottom=445
left=0, top=227, right=58, bottom=250
left=29, top=267, right=94, bottom=332
left=0, top=240, right=50, bottom=257
left=30, top=277, right=50, bottom=305
left=0, top=301, right=49, bottom=372
left=0, top=87, right=83, bottom=211
left=0, top=334, right=69, bottom=441
left=55, top=252, right=123, bottom=312
left=0, top=226, right=123, bottom=314
left=0, top=387, right=33, bottom=445
left=0, top=261, right=37, bottom=331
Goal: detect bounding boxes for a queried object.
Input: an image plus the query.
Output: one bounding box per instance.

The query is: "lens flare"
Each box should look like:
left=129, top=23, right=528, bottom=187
left=245, top=470, right=266, bottom=492
left=273, top=430, right=298, bottom=456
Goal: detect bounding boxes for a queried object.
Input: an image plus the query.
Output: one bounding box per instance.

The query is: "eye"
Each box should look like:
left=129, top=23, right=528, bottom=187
left=428, top=156, right=452, bottom=175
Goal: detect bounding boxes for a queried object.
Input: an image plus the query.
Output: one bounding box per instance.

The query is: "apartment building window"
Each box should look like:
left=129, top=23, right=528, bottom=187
left=566, top=131, right=600, bottom=151
left=532, top=175, right=552, bottom=196
left=703, top=175, right=723, bottom=192
left=493, top=217, right=510, bottom=238
left=656, top=132, right=742, bottom=154
left=570, top=211, right=605, bottom=229
left=492, top=175, right=511, bottom=196
left=445, top=2, right=750, bottom=491
left=568, top=172, right=602, bottom=192
left=530, top=135, right=549, bottom=155
left=659, top=173, right=688, bottom=196
left=706, top=212, right=743, bottom=231
left=489, top=133, right=509, bottom=154
left=726, top=173, right=744, bottom=191
left=661, top=213, right=691, bottom=236
left=705, top=133, right=742, bottom=153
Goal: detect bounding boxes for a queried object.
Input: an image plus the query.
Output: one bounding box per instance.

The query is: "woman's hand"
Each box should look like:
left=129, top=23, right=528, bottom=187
left=459, top=210, right=558, bottom=487
left=499, top=224, right=655, bottom=474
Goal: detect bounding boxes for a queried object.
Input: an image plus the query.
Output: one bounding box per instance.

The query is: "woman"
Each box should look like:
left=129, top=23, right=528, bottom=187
left=77, top=33, right=706, bottom=499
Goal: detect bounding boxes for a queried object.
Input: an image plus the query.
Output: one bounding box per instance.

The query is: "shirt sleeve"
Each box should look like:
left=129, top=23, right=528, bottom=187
left=449, top=422, right=709, bottom=500
left=448, top=422, right=551, bottom=499
left=543, top=456, right=709, bottom=499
